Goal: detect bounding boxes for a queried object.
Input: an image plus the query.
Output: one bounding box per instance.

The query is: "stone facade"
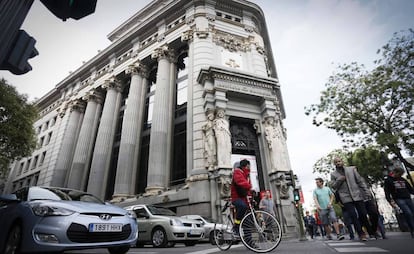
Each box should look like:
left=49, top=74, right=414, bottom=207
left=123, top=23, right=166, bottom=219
left=4, top=0, right=298, bottom=236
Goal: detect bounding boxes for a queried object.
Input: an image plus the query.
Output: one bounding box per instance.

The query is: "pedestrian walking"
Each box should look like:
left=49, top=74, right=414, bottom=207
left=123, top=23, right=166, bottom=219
left=313, top=177, right=345, bottom=240
left=259, top=189, right=275, bottom=216
left=303, top=211, right=316, bottom=239
left=330, top=157, right=372, bottom=241
left=384, top=167, right=414, bottom=238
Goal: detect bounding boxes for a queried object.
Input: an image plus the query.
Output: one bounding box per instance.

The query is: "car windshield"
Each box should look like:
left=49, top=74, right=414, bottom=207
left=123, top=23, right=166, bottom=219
left=147, top=205, right=176, bottom=216
left=27, top=187, right=104, bottom=204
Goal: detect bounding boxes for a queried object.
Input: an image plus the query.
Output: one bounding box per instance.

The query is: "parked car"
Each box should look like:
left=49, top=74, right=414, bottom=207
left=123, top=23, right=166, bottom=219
left=125, top=204, right=204, bottom=247
left=0, top=186, right=138, bottom=254
left=181, top=214, right=220, bottom=244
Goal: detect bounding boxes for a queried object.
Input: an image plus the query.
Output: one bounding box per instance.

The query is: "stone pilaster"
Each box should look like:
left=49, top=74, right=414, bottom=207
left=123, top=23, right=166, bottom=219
left=113, top=62, right=148, bottom=200
left=87, top=77, right=122, bottom=199
left=67, top=90, right=103, bottom=190
left=51, top=99, right=85, bottom=187
left=145, top=46, right=175, bottom=195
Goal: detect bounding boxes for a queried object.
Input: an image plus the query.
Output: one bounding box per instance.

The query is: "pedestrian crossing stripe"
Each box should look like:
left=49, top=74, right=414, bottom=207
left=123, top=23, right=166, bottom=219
left=326, top=242, right=388, bottom=252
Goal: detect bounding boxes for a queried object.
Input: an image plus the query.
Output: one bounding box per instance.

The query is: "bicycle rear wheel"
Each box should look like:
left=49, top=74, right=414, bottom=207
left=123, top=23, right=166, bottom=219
left=213, top=216, right=233, bottom=251
left=240, top=210, right=282, bottom=253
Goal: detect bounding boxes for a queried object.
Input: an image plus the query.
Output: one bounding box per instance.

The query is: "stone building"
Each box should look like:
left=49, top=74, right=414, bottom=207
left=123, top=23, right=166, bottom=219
left=5, top=0, right=298, bottom=235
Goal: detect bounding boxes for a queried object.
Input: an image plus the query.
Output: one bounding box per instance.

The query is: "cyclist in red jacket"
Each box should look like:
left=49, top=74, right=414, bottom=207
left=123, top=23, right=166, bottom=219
left=231, top=159, right=252, bottom=237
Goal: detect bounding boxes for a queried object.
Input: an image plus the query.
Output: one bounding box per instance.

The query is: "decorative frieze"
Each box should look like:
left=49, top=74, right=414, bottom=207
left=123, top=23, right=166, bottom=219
left=213, top=31, right=250, bottom=52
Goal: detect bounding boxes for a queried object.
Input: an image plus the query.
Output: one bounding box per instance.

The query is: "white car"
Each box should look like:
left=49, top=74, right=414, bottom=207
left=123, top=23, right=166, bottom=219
left=181, top=215, right=224, bottom=245
left=125, top=204, right=204, bottom=247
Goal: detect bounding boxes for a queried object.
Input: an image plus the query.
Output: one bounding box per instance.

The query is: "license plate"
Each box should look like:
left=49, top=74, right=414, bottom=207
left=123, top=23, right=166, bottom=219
left=89, top=223, right=123, bottom=232
left=189, top=229, right=202, bottom=235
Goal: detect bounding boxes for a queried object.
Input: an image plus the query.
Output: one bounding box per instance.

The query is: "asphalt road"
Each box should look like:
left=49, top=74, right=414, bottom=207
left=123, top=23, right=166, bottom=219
left=66, top=231, right=414, bottom=254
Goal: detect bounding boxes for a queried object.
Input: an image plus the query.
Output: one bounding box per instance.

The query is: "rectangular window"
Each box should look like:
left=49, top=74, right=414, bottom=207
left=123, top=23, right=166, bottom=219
left=39, top=151, right=46, bottom=166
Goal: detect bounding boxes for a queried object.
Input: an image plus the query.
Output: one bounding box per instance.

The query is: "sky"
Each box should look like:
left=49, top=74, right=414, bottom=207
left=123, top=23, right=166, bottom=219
left=1, top=0, right=413, bottom=210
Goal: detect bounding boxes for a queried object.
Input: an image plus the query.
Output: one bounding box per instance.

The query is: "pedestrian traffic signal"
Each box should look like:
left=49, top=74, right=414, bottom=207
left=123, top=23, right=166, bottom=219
left=293, top=189, right=300, bottom=201
left=40, top=0, right=97, bottom=21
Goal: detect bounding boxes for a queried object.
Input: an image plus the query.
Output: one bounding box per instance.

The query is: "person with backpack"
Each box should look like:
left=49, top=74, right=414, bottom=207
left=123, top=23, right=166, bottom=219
left=384, top=167, right=414, bottom=238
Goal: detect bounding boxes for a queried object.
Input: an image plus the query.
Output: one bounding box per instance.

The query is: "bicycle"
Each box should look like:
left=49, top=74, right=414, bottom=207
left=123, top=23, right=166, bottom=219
left=213, top=196, right=282, bottom=253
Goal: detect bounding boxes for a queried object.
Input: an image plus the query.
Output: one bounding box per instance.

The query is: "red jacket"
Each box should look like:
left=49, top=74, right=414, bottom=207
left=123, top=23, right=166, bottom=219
left=231, top=167, right=252, bottom=204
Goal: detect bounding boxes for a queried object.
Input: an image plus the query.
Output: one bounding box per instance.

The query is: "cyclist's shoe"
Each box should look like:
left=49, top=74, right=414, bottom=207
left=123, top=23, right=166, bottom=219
left=232, top=232, right=241, bottom=240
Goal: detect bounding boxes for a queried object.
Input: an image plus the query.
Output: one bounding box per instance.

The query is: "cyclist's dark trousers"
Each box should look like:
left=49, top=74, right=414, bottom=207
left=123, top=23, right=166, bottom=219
left=233, top=198, right=248, bottom=221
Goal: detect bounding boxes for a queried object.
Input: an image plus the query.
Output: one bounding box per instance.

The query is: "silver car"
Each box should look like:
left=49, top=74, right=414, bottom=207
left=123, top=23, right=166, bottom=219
left=181, top=214, right=224, bottom=244
left=125, top=204, right=204, bottom=247
left=0, top=186, right=138, bottom=254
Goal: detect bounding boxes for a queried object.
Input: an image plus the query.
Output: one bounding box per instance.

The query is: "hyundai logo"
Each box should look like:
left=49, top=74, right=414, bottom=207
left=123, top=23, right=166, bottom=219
left=99, top=214, right=112, bottom=220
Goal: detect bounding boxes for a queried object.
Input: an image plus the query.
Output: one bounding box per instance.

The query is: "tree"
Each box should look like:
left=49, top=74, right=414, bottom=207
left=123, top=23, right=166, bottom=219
left=0, top=78, right=38, bottom=179
left=313, top=147, right=391, bottom=186
left=305, top=29, right=414, bottom=170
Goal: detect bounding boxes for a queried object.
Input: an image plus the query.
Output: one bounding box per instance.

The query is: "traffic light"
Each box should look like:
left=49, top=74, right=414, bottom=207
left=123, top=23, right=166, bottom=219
left=3, top=30, right=38, bottom=75
left=40, top=0, right=97, bottom=21
left=293, top=189, right=300, bottom=202
left=285, top=170, right=296, bottom=188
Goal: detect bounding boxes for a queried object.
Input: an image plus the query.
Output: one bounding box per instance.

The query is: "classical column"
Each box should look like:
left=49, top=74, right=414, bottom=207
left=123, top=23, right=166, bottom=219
left=145, top=45, right=175, bottom=195
left=113, top=62, right=148, bottom=199
left=87, top=78, right=122, bottom=199
left=66, top=90, right=103, bottom=190
left=51, top=100, right=85, bottom=187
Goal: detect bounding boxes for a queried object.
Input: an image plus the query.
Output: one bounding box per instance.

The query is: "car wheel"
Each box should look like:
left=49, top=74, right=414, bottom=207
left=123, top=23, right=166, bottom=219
left=108, top=245, right=130, bottom=254
left=152, top=227, right=168, bottom=248
left=209, top=231, right=216, bottom=245
left=4, top=224, right=22, bottom=254
left=184, top=241, right=197, bottom=246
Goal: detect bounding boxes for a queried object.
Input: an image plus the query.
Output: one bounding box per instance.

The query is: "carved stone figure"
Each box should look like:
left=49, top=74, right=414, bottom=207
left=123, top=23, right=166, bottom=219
left=276, top=174, right=290, bottom=199
left=264, top=116, right=283, bottom=171
left=213, top=109, right=232, bottom=168
left=202, top=111, right=217, bottom=171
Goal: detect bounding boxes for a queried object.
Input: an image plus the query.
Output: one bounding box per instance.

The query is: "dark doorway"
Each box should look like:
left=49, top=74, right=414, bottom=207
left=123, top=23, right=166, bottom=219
left=229, top=117, right=264, bottom=190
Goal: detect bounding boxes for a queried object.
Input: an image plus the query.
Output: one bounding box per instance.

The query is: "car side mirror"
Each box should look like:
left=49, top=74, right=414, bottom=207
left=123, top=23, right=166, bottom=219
left=0, top=194, right=19, bottom=202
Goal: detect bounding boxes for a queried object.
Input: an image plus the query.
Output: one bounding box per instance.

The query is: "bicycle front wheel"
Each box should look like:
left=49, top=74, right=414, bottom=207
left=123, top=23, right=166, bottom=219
left=240, top=210, right=282, bottom=253
left=213, top=218, right=233, bottom=251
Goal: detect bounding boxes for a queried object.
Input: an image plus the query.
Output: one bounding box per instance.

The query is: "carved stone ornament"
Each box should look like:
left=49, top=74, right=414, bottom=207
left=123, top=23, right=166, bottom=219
left=196, top=29, right=209, bottom=39
left=217, top=168, right=232, bottom=198
left=181, top=29, right=194, bottom=42
left=213, top=32, right=250, bottom=52
left=126, top=61, right=148, bottom=78
left=275, top=172, right=290, bottom=199
left=151, top=45, right=173, bottom=61
left=102, top=77, right=122, bottom=92
left=185, top=15, right=195, bottom=25
left=82, top=90, right=103, bottom=104
left=69, top=99, right=86, bottom=114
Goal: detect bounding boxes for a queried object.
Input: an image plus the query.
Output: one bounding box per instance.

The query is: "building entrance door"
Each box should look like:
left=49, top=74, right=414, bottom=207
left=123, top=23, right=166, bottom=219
left=230, top=117, right=264, bottom=191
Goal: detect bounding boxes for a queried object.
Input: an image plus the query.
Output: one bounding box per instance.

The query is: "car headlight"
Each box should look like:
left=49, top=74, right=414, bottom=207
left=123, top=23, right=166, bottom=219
left=170, top=218, right=183, bottom=226
left=32, top=205, right=74, bottom=216
left=127, top=210, right=136, bottom=219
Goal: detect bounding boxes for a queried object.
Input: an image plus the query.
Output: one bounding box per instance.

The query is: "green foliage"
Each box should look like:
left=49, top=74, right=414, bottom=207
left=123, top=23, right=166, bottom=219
left=313, top=147, right=391, bottom=187
left=305, top=29, right=414, bottom=170
left=347, top=147, right=391, bottom=186
left=0, top=78, right=38, bottom=178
